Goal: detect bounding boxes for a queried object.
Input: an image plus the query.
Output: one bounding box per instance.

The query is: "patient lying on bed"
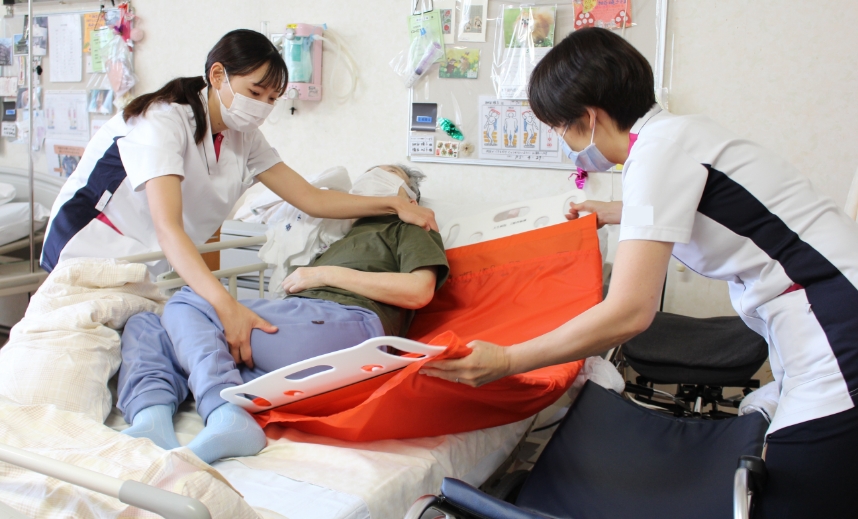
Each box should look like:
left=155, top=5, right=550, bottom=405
left=116, top=165, right=450, bottom=463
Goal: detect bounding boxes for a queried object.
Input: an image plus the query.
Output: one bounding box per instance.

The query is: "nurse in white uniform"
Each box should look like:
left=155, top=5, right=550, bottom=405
left=421, top=28, right=858, bottom=517
left=42, top=29, right=437, bottom=370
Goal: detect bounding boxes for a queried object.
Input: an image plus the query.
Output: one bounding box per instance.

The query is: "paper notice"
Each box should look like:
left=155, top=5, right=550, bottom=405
left=48, top=14, right=83, bottom=82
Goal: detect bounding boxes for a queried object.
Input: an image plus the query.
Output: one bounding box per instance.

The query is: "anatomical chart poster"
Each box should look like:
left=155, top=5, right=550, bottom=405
left=478, top=96, right=561, bottom=163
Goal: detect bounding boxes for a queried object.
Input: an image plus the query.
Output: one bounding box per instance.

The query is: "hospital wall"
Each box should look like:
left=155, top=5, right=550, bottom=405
left=0, top=0, right=856, bottom=321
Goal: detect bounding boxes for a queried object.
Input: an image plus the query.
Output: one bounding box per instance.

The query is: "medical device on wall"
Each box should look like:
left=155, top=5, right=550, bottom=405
left=283, top=24, right=324, bottom=102
left=269, top=23, right=358, bottom=117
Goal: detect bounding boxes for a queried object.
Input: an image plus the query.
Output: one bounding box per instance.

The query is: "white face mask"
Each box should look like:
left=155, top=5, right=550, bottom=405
left=215, top=71, right=275, bottom=132
left=560, top=110, right=616, bottom=173
left=350, top=168, right=418, bottom=201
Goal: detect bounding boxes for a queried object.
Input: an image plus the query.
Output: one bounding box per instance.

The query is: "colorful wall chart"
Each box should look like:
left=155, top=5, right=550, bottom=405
left=478, top=96, right=560, bottom=163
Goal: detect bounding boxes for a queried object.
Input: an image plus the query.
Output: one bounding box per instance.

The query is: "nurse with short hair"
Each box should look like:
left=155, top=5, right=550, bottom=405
left=421, top=27, right=858, bottom=517
left=42, top=29, right=437, bottom=369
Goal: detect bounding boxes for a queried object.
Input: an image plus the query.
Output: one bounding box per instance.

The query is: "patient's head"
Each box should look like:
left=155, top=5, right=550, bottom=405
left=357, top=163, right=427, bottom=204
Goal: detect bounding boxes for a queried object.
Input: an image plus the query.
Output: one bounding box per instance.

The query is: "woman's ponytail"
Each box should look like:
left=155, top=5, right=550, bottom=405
left=123, top=76, right=209, bottom=144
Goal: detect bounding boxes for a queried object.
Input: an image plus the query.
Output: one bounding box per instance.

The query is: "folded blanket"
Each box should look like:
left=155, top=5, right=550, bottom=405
left=0, top=258, right=257, bottom=518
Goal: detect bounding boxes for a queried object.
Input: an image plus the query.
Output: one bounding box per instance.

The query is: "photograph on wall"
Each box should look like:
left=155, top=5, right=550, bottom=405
left=33, top=16, right=49, bottom=56
left=573, top=0, right=633, bottom=30
left=16, top=87, right=42, bottom=110
left=87, top=89, right=114, bottom=114
left=0, top=38, right=12, bottom=66
left=13, top=34, right=28, bottom=55
left=458, top=0, right=488, bottom=42
left=503, top=6, right=556, bottom=48
left=439, top=48, right=480, bottom=79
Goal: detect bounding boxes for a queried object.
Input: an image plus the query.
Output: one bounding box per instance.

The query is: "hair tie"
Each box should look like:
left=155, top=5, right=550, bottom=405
left=439, top=118, right=464, bottom=141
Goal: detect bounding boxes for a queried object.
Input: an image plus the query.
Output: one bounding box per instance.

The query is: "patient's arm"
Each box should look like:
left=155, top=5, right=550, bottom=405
left=281, top=266, right=438, bottom=310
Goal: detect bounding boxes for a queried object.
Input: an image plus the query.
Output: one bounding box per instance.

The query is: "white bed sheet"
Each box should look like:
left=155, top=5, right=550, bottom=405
left=106, top=398, right=534, bottom=519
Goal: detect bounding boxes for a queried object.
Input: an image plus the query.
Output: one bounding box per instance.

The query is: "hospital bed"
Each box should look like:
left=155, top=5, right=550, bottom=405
left=0, top=190, right=598, bottom=519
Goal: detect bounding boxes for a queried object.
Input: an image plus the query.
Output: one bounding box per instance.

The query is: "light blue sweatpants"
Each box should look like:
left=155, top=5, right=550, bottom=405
left=117, top=287, right=384, bottom=423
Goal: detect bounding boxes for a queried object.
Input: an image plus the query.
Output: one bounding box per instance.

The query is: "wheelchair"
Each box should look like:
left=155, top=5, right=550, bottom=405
left=612, top=312, right=769, bottom=419
left=405, top=381, right=768, bottom=519
left=406, top=312, right=773, bottom=519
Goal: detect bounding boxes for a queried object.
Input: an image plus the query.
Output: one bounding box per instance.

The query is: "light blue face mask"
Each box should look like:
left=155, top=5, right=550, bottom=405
left=561, top=116, right=616, bottom=173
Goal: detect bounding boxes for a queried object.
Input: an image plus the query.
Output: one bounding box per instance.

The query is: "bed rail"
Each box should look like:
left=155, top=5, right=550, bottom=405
left=0, top=236, right=270, bottom=299
left=0, top=233, right=44, bottom=257
left=0, top=443, right=211, bottom=519
left=118, top=236, right=270, bottom=299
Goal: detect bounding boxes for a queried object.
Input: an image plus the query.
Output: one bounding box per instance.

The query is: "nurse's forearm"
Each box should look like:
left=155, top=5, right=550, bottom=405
left=506, top=299, right=651, bottom=374
left=302, top=188, right=407, bottom=219
left=257, top=163, right=402, bottom=219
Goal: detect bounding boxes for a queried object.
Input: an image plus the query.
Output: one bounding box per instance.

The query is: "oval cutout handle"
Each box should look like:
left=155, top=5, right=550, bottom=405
left=493, top=207, right=531, bottom=222
left=361, top=364, right=384, bottom=372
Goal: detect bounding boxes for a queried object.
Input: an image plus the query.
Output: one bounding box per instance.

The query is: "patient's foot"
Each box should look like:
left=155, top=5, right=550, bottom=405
left=187, top=403, right=266, bottom=464
left=122, top=404, right=181, bottom=450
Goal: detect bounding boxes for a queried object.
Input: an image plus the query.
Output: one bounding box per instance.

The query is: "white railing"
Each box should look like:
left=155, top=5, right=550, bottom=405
left=0, top=235, right=270, bottom=299
left=0, top=443, right=211, bottom=519
left=123, top=236, right=269, bottom=299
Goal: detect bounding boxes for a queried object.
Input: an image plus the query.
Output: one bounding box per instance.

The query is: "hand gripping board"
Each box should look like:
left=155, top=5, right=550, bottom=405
left=220, top=336, right=446, bottom=413
left=440, top=188, right=587, bottom=249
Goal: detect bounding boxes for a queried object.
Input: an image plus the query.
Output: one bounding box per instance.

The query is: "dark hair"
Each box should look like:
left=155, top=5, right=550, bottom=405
left=528, top=28, right=655, bottom=132
left=123, top=29, right=288, bottom=144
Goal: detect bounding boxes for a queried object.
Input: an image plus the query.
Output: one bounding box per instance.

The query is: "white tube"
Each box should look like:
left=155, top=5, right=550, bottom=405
left=0, top=443, right=122, bottom=498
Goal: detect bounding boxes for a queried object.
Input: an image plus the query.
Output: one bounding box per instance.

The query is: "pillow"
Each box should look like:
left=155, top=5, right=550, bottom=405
left=0, top=182, right=15, bottom=205
left=0, top=202, right=50, bottom=246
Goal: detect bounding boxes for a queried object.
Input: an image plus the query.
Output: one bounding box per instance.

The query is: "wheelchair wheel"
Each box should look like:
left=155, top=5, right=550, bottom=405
left=489, top=469, right=530, bottom=504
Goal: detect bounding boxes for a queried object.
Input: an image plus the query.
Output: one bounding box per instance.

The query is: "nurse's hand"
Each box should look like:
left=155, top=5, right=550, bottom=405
left=419, top=340, right=512, bottom=387
left=219, top=300, right=278, bottom=369
left=395, top=198, right=439, bottom=232
left=566, top=200, right=623, bottom=228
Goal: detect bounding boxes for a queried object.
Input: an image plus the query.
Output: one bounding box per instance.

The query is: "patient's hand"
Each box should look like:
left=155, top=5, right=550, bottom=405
left=419, top=340, right=512, bottom=387
left=566, top=200, right=622, bottom=228
left=281, top=266, right=330, bottom=293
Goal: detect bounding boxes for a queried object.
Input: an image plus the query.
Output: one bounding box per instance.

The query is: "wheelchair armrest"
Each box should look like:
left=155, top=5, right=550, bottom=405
left=734, top=456, right=767, bottom=519
left=738, top=455, right=767, bottom=494
left=440, top=478, right=551, bottom=519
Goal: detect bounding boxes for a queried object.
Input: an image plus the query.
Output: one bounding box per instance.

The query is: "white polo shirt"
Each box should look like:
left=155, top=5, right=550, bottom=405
left=42, top=96, right=282, bottom=275
left=620, top=105, right=858, bottom=432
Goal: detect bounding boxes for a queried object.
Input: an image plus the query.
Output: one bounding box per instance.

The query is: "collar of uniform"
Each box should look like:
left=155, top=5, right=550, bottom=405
left=630, top=103, right=663, bottom=135
left=194, top=90, right=219, bottom=176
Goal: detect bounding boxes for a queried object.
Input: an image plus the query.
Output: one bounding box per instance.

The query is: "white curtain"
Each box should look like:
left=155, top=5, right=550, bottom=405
left=847, top=165, right=858, bottom=222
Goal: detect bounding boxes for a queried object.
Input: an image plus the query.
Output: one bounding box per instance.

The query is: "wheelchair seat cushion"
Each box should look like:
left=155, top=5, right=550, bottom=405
left=515, top=382, right=768, bottom=519
left=623, top=312, right=768, bottom=386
